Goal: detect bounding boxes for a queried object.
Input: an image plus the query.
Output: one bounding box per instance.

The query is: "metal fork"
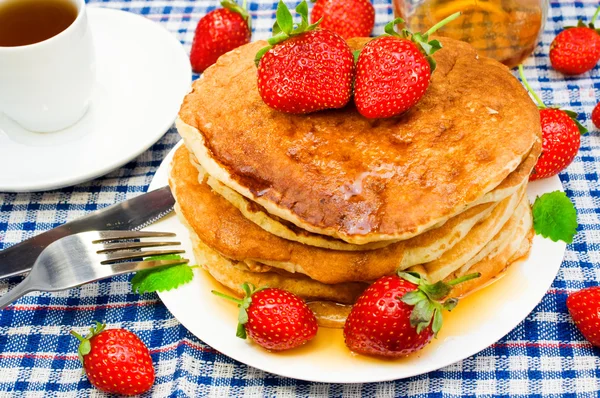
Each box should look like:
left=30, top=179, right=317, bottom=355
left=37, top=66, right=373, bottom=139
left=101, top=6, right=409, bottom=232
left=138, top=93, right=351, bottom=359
left=0, top=231, right=189, bottom=309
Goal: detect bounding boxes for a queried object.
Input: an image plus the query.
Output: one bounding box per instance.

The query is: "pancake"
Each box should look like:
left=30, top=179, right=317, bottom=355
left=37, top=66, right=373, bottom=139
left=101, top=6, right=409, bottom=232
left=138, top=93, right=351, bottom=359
left=178, top=200, right=533, bottom=328
left=178, top=37, right=540, bottom=244
left=170, top=146, right=533, bottom=285
left=422, top=187, right=526, bottom=282
left=193, top=135, right=539, bottom=255
left=185, top=213, right=368, bottom=304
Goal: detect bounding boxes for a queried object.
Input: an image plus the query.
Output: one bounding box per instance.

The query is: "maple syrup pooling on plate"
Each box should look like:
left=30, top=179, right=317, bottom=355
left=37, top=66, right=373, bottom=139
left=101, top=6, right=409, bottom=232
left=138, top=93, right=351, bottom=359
left=0, top=0, right=78, bottom=47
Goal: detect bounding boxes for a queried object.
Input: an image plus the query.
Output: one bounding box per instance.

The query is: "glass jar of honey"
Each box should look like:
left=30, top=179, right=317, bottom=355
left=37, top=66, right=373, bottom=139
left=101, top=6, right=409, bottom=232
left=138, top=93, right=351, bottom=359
left=393, top=0, right=548, bottom=68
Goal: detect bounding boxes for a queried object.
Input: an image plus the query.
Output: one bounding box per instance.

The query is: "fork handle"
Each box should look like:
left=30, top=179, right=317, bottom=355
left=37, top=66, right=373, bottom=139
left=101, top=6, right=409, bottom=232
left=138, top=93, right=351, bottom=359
left=0, top=278, right=34, bottom=310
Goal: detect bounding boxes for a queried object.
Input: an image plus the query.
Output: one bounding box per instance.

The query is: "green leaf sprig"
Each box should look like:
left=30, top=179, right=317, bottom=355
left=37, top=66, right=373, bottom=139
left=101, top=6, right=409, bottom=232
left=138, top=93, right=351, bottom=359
left=518, top=64, right=588, bottom=135
left=532, top=191, right=578, bottom=244
left=254, top=0, right=320, bottom=66
left=398, top=271, right=479, bottom=336
left=212, top=282, right=267, bottom=339
left=131, top=254, right=196, bottom=294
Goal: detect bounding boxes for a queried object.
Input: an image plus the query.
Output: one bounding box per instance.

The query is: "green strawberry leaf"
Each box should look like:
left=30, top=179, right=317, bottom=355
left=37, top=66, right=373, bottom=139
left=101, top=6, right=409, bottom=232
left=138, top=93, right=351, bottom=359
left=410, top=299, right=434, bottom=334
left=398, top=271, right=479, bottom=335
left=432, top=308, right=443, bottom=335
left=562, top=110, right=588, bottom=135
left=400, top=290, right=427, bottom=305
left=221, top=0, right=251, bottom=29
left=272, top=19, right=281, bottom=36
left=212, top=282, right=268, bottom=340
left=532, top=191, right=578, bottom=244
left=384, top=17, right=405, bottom=36
left=427, top=55, right=437, bottom=72
left=295, top=0, right=309, bottom=30
left=255, top=0, right=320, bottom=65
left=442, top=298, right=458, bottom=311
left=131, top=254, right=194, bottom=294
left=276, top=0, right=294, bottom=34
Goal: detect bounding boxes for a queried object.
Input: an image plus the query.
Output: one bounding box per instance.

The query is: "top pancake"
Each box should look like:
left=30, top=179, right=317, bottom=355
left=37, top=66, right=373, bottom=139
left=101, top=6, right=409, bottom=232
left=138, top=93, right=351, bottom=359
left=178, top=36, right=540, bottom=244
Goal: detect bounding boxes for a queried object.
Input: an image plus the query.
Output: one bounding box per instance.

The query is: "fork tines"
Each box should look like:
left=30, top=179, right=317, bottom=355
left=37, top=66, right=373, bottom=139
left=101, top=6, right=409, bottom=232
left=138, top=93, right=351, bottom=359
left=93, top=231, right=185, bottom=265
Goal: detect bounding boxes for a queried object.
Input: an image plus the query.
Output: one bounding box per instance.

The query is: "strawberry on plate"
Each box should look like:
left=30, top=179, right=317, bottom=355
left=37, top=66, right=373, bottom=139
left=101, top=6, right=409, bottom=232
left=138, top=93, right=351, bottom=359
left=213, top=283, right=318, bottom=351
left=550, top=6, right=600, bottom=75
left=190, top=0, right=252, bottom=73
left=344, top=271, right=479, bottom=357
left=517, top=65, right=587, bottom=181
left=71, top=322, right=155, bottom=396
left=310, top=0, right=375, bottom=39
left=255, top=0, right=354, bottom=114
left=567, top=287, right=600, bottom=347
left=354, top=13, right=460, bottom=119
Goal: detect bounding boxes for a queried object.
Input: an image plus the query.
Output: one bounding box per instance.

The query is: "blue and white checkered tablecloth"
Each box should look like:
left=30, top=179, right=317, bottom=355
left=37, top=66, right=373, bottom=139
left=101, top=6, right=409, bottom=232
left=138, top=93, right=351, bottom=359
left=1, top=0, right=600, bottom=396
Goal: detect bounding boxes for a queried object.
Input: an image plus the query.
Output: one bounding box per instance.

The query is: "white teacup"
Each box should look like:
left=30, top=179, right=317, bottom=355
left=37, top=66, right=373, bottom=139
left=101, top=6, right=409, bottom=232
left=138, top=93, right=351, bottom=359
left=0, top=0, right=95, bottom=133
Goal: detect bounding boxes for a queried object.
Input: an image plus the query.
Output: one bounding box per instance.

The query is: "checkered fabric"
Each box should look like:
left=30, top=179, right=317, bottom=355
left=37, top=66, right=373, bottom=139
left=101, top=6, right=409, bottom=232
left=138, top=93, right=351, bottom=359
left=1, top=0, right=599, bottom=396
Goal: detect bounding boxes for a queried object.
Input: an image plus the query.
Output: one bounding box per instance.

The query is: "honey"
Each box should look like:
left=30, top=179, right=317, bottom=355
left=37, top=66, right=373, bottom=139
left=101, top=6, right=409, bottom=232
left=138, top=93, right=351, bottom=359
left=393, top=0, right=546, bottom=68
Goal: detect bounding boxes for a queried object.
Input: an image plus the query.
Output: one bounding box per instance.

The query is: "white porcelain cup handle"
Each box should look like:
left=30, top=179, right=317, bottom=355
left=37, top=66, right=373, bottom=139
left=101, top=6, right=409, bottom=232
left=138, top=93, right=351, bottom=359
left=0, top=0, right=96, bottom=133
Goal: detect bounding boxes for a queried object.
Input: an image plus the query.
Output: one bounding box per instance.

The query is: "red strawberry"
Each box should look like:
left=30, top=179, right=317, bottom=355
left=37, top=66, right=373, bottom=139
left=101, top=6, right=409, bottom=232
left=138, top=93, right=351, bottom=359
left=213, top=283, right=318, bottom=351
left=550, top=6, right=600, bottom=75
left=344, top=272, right=479, bottom=357
left=354, top=14, right=460, bottom=119
left=255, top=1, right=354, bottom=114
left=71, top=322, right=155, bottom=396
left=567, top=286, right=600, bottom=347
left=517, top=65, right=586, bottom=181
left=592, top=102, right=600, bottom=129
left=190, top=0, right=251, bottom=73
left=310, top=0, right=375, bottom=39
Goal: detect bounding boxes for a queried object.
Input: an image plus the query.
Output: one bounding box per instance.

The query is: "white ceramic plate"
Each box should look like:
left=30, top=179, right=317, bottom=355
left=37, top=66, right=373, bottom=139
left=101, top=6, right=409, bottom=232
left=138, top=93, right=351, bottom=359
left=0, top=8, right=191, bottom=192
left=151, top=141, right=566, bottom=383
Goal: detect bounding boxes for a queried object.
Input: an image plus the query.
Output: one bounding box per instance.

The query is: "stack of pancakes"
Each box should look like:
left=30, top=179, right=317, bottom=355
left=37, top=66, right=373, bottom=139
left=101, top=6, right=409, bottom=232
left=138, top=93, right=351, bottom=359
left=170, top=37, right=541, bottom=327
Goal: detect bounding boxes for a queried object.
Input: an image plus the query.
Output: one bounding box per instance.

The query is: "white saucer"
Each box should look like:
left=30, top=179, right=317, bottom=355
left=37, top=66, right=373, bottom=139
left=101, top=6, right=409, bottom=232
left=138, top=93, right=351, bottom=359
left=150, top=142, right=566, bottom=384
left=0, top=8, right=191, bottom=192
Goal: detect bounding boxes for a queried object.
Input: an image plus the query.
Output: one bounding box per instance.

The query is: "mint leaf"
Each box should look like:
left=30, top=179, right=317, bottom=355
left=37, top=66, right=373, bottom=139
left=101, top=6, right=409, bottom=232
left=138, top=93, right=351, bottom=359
left=131, top=255, right=194, bottom=294
left=532, top=191, right=578, bottom=244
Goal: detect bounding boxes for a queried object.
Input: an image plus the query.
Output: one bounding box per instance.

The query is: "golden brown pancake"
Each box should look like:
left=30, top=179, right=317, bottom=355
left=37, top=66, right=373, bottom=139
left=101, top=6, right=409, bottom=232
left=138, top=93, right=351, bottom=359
left=170, top=146, right=535, bottom=285
left=178, top=37, right=540, bottom=244
left=178, top=198, right=533, bottom=328
left=193, top=138, right=539, bottom=255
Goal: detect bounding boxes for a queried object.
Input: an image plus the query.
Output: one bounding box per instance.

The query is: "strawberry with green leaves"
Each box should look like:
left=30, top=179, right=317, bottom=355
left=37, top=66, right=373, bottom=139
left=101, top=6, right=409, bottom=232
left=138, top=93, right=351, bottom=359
left=190, top=0, right=252, bottom=73
left=518, top=65, right=587, bottom=180
left=255, top=1, right=354, bottom=114
left=550, top=6, right=600, bottom=75
left=310, top=0, right=375, bottom=39
left=344, top=271, right=479, bottom=357
left=71, top=322, right=155, bottom=396
left=354, top=13, right=460, bottom=119
left=213, top=283, right=318, bottom=351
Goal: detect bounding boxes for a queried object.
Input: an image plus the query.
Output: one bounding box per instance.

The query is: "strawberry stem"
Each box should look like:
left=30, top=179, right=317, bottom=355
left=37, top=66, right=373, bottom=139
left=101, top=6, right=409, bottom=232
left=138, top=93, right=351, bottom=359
left=518, top=64, right=546, bottom=109
left=424, top=12, right=461, bottom=36
left=446, top=272, right=481, bottom=287
left=592, top=5, right=600, bottom=25
left=211, top=290, right=243, bottom=305
left=70, top=330, right=86, bottom=342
